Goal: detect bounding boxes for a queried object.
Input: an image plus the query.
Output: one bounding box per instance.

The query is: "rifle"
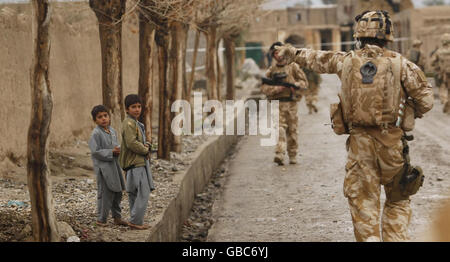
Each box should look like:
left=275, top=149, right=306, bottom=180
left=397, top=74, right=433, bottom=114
left=261, top=72, right=307, bottom=91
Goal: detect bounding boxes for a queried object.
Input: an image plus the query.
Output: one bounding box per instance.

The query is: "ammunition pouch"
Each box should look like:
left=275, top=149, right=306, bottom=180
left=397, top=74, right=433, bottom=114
left=387, top=165, right=424, bottom=202
left=387, top=136, right=424, bottom=202
left=330, top=102, right=348, bottom=135
left=401, top=99, right=416, bottom=132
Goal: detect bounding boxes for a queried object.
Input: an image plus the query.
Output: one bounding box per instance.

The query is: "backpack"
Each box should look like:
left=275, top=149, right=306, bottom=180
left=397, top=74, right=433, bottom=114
left=339, top=50, right=403, bottom=129
left=437, top=47, right=450, bottom=75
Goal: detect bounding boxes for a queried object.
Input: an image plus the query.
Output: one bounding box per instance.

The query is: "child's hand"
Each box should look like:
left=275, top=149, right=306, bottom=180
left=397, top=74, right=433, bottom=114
left=112, top=146, right=121, bottom=156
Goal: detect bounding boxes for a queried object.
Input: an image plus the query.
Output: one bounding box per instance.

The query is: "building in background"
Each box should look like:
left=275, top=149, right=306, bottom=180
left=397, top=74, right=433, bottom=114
left=393, top=5, right=450, bottom=72
left=246, top=0, right=415, bottom=66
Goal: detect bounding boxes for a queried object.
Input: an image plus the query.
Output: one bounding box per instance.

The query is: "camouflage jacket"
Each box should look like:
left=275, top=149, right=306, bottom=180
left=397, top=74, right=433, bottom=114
left=261, top=62, right=308, bottom=101
left=406, top=47, right=426, bottom=72
left=431, top=45, right=450, bottom=77
left=291, top=44, right=434, bottom=144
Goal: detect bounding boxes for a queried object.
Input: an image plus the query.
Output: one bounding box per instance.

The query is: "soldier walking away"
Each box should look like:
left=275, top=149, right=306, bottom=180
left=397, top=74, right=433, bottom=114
left=276, top=10, right=433, bottom=241
left=430, top=46, right=445, bottom=104
left=407, top=39, right=426, bottom=72
left=431, top=33, right=450, bottom=113
left=261, top=42, right=309, bottom=166
left=303, top=68, right=321, bottom=114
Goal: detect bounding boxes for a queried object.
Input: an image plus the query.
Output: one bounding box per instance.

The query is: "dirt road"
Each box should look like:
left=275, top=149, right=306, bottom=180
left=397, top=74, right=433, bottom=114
left=207, top=74, right=450, bottom=242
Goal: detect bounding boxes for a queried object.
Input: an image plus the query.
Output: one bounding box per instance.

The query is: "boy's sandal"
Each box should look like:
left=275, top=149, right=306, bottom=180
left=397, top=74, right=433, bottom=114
left=96, top=221, right=108, bottom=227
left=128, top=223, right=150, bottom=230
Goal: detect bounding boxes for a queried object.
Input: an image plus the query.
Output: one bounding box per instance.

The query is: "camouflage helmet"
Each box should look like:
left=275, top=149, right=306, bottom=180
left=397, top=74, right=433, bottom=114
left=353, top=10, right=394, bottom=42
left=441, top=33, right=450, bottom=45
left=269, top=41, right=283, bottom=57
left=412, top=39, right=422, bottom=47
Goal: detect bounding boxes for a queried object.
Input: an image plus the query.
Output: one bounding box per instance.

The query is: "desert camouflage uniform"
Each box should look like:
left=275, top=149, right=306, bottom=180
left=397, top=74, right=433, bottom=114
left=430, top=41, right=450, bottom=113
left=406, top=46, right=426, bottom=72
left=304, top=68, right=321, bottom=114
left=279, top=44, right=433, bottom=241
left=261, top=63, right=308, bottom=163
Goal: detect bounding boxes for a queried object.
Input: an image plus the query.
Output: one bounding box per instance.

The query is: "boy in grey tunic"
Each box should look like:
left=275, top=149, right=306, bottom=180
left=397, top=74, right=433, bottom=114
left=88, top=105, right=128, bottom=227
left=119, top=94, right=155, bottom=230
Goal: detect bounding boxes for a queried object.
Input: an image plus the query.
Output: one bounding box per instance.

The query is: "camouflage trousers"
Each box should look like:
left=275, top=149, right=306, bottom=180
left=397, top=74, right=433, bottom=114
left=344, top=131, right=411, bottom=242
left=276, top=101, right=299, bottom=159
left=305, top=85, right=319, bottom=113
left=441, top=75, right=450, bottom=114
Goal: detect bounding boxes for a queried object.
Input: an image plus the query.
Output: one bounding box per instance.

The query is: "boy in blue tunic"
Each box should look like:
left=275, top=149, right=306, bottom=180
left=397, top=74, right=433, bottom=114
left=88, top=105, right=128, bottom=227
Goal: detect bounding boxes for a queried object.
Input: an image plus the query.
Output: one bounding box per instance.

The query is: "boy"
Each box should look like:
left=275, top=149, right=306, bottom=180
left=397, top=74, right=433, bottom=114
left=88, top=105, right=128, bottom=227
left=119, top=94, right=155, bottom=230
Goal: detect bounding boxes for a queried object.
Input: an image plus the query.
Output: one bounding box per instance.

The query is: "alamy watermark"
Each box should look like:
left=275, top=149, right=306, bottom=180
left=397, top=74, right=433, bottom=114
left=171, top=92, right=279, bottom=146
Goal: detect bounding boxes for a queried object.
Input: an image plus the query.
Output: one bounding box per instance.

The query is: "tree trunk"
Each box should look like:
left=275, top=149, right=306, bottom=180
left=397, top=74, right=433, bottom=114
left=168, top=21, right=186, bottom=153
left=205, top=27, right=218, bottom=100
left=224, top=37, right=236, bottom=100
left=89, top=0, right=126, bottom=133
left=156, top=29, right=171, bottom=160
left=28, top=0, right=60, bottom=242
left=182, top=24, right=189, bottom=101
left=187, top=29, right=200, bottom=104
left=216, top=39, right=222, bottom=101
left=138, top=13, right=155, bottom=143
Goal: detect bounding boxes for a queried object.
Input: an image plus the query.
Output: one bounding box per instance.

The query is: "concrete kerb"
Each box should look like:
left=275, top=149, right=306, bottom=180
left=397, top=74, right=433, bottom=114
left=146, top=96, right=252, bottom=242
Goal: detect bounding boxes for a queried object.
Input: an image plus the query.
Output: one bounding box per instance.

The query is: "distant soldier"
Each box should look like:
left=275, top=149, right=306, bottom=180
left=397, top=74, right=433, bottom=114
left=431, top=33, right=450, bottom=113
left=261, top=42, right=308, bottom=165
left=407, top=39, right=426, bottom=71
left=303, top=68, right=321, bottom=114
left=276, top=10, right=433, bottom=241
left=430, top=46, right=444, bottom=104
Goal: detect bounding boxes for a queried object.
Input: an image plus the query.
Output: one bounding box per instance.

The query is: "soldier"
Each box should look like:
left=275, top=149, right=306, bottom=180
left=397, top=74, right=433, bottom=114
left=303, top=68, right=321, bottom=114
left=430, top=46, right=445, bottom=104
left=261, top=42, right=309, bottom=165
left=430, top=33, right=450, bottom=113
left=407, top=39, right=426, bottom=72
left=276, top=10, right=433, bottom=241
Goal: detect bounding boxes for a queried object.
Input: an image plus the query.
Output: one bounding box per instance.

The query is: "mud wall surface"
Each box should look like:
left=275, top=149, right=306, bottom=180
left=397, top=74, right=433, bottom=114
left=0, top=2, right=142, bottom=161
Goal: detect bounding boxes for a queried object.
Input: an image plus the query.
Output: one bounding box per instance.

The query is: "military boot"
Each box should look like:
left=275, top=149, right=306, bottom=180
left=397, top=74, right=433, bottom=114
left=313, top=105, right=318, bottom=113
left=289, top=157, right=297, bottom=165
left=274, top=154, right=284, bottom=165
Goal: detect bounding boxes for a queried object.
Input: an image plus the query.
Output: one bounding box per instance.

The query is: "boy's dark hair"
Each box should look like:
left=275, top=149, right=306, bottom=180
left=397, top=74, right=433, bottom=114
left=124, top=94, right=142, bottom=109
left=269, top=41, right=283, bottom=57
left=91, top=105, right=109, bottom=121
left=359, top=37, right=388, bottom=49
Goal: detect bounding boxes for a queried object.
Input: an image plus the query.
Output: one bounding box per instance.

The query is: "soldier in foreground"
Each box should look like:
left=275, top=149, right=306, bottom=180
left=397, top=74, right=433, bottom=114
left=407, top=39, right=426, bottom=72
left=261, top=42, right=309, bottom=165
left=431, top=33, right=450, bottom=113
left=276, top=10, right=433, bottom=241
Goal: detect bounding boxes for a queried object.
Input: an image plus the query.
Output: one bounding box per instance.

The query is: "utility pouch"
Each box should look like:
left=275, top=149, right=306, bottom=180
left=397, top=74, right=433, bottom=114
left=401, top=99, right=415, bottom=132
left=388, top=165, right=424, bottom=202
left=330, top=102, right=348, bottom=135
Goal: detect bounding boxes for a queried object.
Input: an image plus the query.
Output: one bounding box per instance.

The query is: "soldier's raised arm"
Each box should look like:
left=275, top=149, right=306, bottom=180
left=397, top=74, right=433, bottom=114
left=291, top=63, right=308, bottom=89
left=401, top=58, right=434, bottom=116
left=275, top=45, right=347, bottom=76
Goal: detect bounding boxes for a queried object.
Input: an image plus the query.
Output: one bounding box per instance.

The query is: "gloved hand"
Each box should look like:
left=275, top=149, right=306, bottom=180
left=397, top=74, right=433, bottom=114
left=274, top=44, right=299, bottom=65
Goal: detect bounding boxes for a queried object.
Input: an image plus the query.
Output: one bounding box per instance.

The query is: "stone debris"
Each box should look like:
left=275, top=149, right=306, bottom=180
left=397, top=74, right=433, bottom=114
left=180, top=144, right=237, bottom=242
